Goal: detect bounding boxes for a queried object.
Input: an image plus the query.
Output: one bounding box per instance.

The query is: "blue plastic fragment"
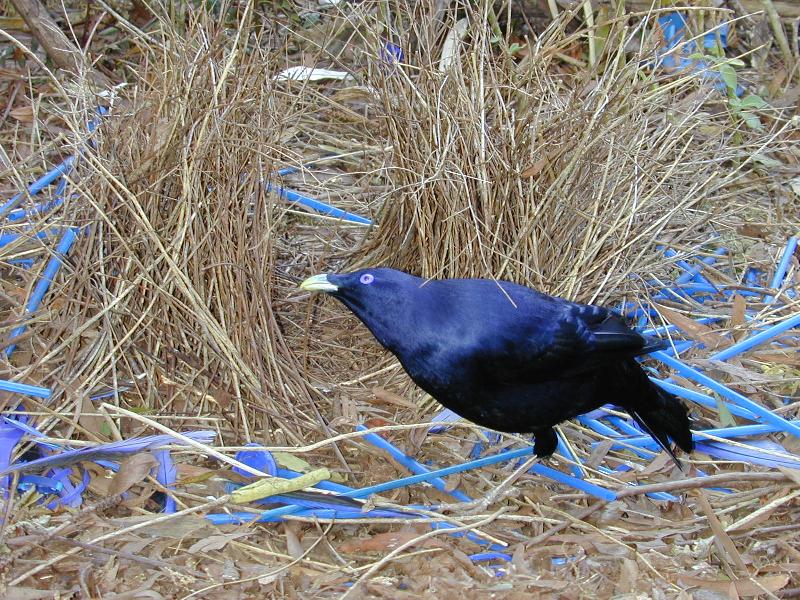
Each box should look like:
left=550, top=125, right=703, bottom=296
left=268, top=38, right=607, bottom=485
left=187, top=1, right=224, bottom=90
left=233, top=443, right=278, bottom=478
left=652, top=378, right=757, bottom=420
left=380, top=41, right=404, bottom=65
left=469, top=552, right=512, bottom=563
left=18, top=474, right=63, bottom=495
left=555, top=431, right=586, bottom=479
left=604, top=423, right=783, bottom=450
left=0, top=430, right=217, bottom=475
left=356, top=424, right=472, bottom=502
left=0, top=425, right=26, bottom=491
left=654, top=351, right=800, bottom=439
left=154, top=449, right=177, bottom=513
left=0, top=156, right=75, bottom=218
left=695, top=439, right=800, bottom=470
left=528, top=463, right=617, bottom=502
left=428, top=408, right=462, bottom=433
left=0, top=227, right=61, bottom=248
left=654, top=13, right=739, bottom=95
left=6, top=227, right=79, bottom=357
left=268, top=183, right=372, bottom=225
left=0, top=380, right=51, bottom=399
left=47, top=467, right=87, bottom=509
left=765, top=236, right=798, bottom=303
left=709, top=312, right=800, bottom=362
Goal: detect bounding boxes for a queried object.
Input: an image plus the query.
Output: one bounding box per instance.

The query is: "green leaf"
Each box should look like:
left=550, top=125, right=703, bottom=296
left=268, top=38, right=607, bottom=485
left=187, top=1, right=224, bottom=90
left=742, top=112, right=764, bottom=131
left=738, top=94, right=768, bottom=110
left=273, top=452, right=346, bottom=483
left=715, top=398, right=737, bottom=428
left=273, top=451, right=313, bottom=473
left=718, top=64, right=738, bottom=92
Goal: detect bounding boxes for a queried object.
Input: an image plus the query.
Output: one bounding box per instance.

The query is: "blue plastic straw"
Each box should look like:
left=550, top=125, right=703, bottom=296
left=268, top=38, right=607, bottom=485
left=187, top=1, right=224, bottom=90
left=652, top=378, right=757, bottom=420
left=674, top=248, right=726, bottom=285
left=606, top=423, right=781, bottom=449
left=654, top=351, right=800, bottom=438
left=0, top=157, right=75, bottom=217
left=6, top=228, right=78, bottom=357
left=469, top=552, right=512, bottom=563
left=555, top=431, right=586, bottom=479
left=708, top=312, right=800, bottom=362
left=356, top=425, right=472, bottom=502
left=0, top=228, right=60, bottom=248
left=268, top=184, right=372, bottom=225
left=528, top=463, right=617, bottom=501
left=765, top=236, right=798, bottom=303
left=232, top=446, right=536, bottom=523
left=0, top=380, right=51, bottom=399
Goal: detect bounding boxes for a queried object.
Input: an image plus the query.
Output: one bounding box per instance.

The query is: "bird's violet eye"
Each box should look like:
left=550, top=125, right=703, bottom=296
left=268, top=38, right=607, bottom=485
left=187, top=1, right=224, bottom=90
left=360, top=273, right=374, bottom=285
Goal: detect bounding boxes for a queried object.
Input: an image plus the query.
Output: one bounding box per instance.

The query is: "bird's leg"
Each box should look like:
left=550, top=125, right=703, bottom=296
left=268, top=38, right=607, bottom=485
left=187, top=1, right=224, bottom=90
left=439, top=455, right=539, bottom=515
left=533, top=427, right=558, bottom=458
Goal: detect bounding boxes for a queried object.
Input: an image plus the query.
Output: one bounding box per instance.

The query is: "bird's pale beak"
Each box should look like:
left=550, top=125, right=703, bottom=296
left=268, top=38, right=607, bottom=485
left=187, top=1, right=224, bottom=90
left=300, top=274, right=338, bottom=293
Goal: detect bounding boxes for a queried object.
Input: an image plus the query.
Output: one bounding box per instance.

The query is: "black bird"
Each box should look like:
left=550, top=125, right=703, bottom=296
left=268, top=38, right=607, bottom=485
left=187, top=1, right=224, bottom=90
left=301, top=268, right=693, bottom=465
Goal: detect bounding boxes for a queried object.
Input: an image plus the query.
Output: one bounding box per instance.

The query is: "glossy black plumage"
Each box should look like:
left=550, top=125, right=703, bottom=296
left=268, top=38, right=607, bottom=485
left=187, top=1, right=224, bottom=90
left=301, top=268, right=694, bottom=464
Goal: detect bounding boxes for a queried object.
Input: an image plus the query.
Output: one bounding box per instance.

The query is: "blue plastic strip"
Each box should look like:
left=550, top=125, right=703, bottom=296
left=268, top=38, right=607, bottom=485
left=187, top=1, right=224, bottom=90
left=674, top=248, right=726, bottom=285
left=356, top=424, right=472, bottom=502
left=0, top=228, right=61, bottom=248
left=605, top=423, right=781, bottom=449
left=0, top=380, right=51, bottom=399
left=765, top=236, right=798, bottom=303
left=653, top=351, right=800, bottom=438
left=555, top=431, right=586, bottom=479
left=528, top=463, right=617, bottom=501
left=651, top=379, right=757, bottom=420
left=268, top=183, right=372, bottom=225
left=0, top=157, right=75, bottom=218
left=6, top=228, right=78, bottom=357
left=708, top=312, right=800, bottom=362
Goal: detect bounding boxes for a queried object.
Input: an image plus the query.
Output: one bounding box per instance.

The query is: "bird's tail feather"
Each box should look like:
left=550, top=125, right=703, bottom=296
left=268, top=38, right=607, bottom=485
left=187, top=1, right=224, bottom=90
left=616, top=360, right=694, bottom=469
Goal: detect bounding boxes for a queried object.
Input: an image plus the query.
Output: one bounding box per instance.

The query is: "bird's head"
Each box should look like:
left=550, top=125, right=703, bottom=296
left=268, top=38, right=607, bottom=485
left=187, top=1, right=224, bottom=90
left=300, top=267, right=422, bottom=349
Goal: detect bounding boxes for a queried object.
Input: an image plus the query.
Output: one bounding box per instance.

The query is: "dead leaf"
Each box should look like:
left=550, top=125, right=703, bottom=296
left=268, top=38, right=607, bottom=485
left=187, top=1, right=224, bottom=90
left=79, top=395, right=107, bottom=438
left=372, top=387, right=418, bottom=409
left=111, top=515, right=211, bottom=539
left=731, top=294, right=746, bottom=337
left=693, top=489, right=748, bottom=573
left=284, top=522, right=304, bottom=559
left=616, top=558, right=639, bottom=594
left=5, top=587, right=61, bottom=600
left=9, top=105, right=34, bottom=123
left=678, top=574, right=789, bottom=596
left=187, top=532, right=251, bottom=554
left=736, top=223, right=770, bottom=239
left=339, top=531, right=445, bottom=553
left=778, top=467, right=800, bottom=485
left=108, top=453, right=159, bottom=496
left=657, top=305, right=730, bottom=350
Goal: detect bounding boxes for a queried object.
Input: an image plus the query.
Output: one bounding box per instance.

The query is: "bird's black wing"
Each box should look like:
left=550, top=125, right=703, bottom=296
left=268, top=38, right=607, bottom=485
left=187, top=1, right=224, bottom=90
left=468, top=302, right=666, bottom=383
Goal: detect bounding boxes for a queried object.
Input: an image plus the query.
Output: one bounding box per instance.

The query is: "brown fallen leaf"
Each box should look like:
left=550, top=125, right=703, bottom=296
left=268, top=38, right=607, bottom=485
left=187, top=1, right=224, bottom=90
left=187, top=532, right=251, bottom=554
left=339, top=531, right=445, bottom=553
left=5, top=587, right=64, bottom=600
left=657, top=305, right=730, bottom=350
left=372, top=387, right=418, bottom=409
left=9, top=105, right=34, bottom=123
left=678, top=574, right=789, bottom=596
left=107, top=453, right=159, bottom=496
left=731, top=294, right=746, bottom=335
